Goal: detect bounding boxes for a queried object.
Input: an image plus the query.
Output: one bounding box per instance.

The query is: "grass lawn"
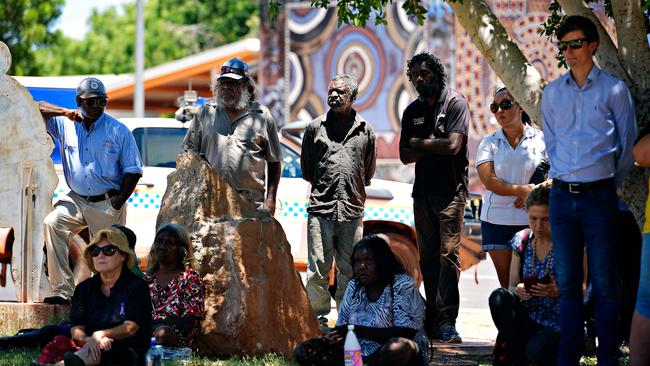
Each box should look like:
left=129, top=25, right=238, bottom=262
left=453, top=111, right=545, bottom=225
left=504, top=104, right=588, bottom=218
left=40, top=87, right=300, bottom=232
left=0, top=347, right=629, bottom=365
left=0, top=347, right=297, bottom=366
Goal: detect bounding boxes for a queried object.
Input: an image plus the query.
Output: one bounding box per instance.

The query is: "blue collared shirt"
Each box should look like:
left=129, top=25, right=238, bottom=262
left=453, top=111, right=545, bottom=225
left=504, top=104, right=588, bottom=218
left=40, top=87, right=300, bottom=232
left=46, top=113, right=143, bottom=196
left=541, top=66, right=637, bottom=185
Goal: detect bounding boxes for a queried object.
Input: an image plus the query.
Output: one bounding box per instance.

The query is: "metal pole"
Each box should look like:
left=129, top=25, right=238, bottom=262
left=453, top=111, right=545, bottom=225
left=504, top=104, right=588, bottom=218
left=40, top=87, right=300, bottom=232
left=134, top=0, right=145, bottom=117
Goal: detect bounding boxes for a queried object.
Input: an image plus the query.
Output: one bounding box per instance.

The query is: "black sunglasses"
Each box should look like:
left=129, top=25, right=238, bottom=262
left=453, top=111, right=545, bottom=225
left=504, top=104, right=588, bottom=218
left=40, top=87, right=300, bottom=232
left=558, top=38, right=589, bottom=52
left=81, top=98, right=108, bottom=107
left=490, top=99, right=515, bottom=113
left=89, top=245, right=118, bottom=257
left=220, top=66, right=245, bottom=76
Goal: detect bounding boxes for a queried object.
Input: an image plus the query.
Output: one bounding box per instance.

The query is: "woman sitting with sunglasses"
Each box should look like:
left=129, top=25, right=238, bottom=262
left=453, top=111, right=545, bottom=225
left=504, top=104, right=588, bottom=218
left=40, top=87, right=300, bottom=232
left=489, top=185, right=560, bottom=366
left=65, top=226, right=152, bottom=366
left=144, top=224, right=205, bottom=350
left=294, top=234, right=428, bottom=366
left=476, top=86, right=548, bottom=288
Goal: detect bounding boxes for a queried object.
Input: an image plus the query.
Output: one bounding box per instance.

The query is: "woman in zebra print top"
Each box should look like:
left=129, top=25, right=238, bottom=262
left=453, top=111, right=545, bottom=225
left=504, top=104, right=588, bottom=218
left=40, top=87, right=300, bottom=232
left=294, top=234, right=428, bottom=366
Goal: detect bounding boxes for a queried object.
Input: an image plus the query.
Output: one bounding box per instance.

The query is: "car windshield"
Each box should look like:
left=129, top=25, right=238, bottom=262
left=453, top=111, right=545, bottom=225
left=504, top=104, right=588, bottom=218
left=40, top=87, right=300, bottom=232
left=132, top=127, right=302, bottom=177
left=50, top=136, right=62, bottom=164
left=132, top=127, right=186, bottom=168
left=51, top=126, right=303, bottom=177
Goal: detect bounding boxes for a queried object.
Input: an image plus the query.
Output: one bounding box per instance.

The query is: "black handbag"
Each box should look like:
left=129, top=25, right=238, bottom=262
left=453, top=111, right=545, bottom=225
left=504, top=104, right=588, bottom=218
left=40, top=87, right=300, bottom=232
left=529, top=158, right=550, bottom=185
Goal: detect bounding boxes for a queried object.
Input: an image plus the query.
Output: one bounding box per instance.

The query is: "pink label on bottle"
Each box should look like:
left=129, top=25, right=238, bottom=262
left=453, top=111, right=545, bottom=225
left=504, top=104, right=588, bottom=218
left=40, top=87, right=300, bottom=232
left=344, top=350, right=362, bottom=366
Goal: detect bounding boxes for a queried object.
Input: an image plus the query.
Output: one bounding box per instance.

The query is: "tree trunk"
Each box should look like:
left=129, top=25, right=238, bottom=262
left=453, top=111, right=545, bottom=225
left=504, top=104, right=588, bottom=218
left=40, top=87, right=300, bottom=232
left=450, top=0, right=648, bottom=225
left=448, top=0, right=544, bottom=126
left=610, top=0, right=650, bottom=100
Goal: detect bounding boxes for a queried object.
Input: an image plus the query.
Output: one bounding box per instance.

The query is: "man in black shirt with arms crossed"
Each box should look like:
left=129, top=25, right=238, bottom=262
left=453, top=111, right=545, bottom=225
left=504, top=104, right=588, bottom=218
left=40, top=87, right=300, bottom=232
left=399, top=52, right=471, bottom=343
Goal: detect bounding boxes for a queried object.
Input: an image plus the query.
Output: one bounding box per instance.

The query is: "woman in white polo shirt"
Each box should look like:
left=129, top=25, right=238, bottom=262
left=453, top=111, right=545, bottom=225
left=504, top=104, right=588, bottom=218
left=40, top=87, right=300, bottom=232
left=476, top=86, right=548, bottom=288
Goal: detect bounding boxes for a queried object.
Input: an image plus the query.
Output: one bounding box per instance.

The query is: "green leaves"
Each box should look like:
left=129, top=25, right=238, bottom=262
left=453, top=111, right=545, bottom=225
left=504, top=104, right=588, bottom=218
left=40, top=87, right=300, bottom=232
left=537, top=1, right=566, bottom=69
left=14, top=0, right=259, bottom=76
left=303, top=0, right=426, bottom=27
left=0, top=0, right=64, bottom=75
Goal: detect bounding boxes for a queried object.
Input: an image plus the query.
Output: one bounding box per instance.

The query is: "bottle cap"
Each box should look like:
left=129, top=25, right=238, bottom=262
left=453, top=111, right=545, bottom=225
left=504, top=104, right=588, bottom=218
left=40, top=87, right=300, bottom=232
left=348, top=324, right=355, bottom=330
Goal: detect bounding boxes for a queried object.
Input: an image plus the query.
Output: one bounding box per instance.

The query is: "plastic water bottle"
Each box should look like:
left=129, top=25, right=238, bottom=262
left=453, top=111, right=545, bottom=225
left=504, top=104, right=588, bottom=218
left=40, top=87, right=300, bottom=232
left=145, top=337, right=162, bottom=366
left=343, top=324, right=363, bottom=366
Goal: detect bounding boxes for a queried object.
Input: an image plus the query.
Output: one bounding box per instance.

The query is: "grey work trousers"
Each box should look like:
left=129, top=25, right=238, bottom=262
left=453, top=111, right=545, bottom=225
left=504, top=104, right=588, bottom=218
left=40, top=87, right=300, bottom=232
left=305, top=215, right=363, bottom=317
left=43, top=191, right=125, bottom=299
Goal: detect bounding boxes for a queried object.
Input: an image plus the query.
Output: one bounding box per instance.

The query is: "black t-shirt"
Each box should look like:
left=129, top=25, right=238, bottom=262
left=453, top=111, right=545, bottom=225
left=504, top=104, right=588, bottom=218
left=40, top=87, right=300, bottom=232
left=399, top=88, right=470, bottom=197
left=70, top=268, right=152, bottom=351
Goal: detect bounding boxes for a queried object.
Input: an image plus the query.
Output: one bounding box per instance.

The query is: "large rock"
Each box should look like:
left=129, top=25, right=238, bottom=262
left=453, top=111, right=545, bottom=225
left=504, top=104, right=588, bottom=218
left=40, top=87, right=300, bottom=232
left=0, top=42, right=58, bottom=302
left=156, top=151, right=321, bottom=357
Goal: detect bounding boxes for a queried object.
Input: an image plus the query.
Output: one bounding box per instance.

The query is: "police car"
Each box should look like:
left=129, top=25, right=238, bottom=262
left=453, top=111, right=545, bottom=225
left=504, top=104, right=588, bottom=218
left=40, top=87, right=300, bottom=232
left=51, top=117, right=483, bottom=279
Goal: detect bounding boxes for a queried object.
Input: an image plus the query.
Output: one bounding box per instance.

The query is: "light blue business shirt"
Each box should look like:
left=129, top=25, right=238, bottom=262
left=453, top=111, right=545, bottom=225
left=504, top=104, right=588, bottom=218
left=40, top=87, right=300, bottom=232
left=541, top=66, right=637, bottom=185
left=46, top=113, right=143, bottom=196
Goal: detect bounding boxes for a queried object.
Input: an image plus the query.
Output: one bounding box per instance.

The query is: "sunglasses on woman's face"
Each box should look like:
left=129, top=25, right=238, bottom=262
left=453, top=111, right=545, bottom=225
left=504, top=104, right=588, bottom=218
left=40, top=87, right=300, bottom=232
left=557, top=38, right=589, bottom=52
left=81, top=98, right=108, bottom=107
left=490, top=99, right=515, bottom=113
left=89, top=245, right=118, bottom=257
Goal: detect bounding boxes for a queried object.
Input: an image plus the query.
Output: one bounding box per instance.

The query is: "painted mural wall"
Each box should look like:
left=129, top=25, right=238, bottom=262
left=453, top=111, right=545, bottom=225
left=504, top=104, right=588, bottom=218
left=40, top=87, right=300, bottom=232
left=286, top=0, right=613, bottom=192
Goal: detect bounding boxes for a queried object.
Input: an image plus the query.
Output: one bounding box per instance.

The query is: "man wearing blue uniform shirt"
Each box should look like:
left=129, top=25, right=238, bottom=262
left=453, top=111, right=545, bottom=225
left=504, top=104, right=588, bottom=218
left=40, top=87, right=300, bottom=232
left=541, top=16, right=637, bottom=366
left=37, top=77, right=143, bottom=305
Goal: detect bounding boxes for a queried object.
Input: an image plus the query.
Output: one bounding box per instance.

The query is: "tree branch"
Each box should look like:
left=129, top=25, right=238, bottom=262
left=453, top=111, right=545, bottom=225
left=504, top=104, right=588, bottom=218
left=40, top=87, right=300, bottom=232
left=610, top=0, right=650, bottom=99
left=556, top=0, right=632, bottom=86
left=448, top=0, right=544, bottom=126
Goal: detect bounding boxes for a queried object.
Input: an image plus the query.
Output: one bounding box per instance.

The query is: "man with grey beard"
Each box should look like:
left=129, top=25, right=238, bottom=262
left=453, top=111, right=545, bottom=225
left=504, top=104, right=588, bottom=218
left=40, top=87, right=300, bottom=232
left=182, top=58, right=282, bottom=213
left=301, top=74, right=376, bottom=326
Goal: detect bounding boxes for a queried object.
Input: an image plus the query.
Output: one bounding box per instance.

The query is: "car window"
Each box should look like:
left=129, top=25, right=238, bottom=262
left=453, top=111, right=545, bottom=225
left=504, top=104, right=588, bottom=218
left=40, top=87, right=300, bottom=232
left=50, top=135, right=62, bottom=164
left=281, top=144, right=302, bottom=178
left=132, top=127, right=187, bottom=168
left=130, top=127, right=303, bottom=177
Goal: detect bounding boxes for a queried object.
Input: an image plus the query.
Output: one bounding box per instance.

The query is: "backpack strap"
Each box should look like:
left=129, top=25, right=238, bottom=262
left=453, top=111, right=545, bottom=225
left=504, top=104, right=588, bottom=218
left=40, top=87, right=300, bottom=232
left=518, top=229, right=531, bottom=280
left=519, top=229, right=531, bottom=257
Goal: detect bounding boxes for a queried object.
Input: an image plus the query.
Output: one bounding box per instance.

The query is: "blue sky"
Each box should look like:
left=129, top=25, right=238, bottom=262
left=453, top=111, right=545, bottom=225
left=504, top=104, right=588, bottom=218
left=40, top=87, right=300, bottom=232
left=53, top=0, right=133, bottom=39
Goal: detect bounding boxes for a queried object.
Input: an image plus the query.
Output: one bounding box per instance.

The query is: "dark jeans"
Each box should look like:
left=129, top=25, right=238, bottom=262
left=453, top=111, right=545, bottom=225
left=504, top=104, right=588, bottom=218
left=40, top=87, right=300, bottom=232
left=616, top=209, right=641, bottom=343
left=584, top=208, right=641, bottom=349
left=489, top=288, right=560, bottom=366
left=0, top=323, right=71, bottom=349
left=550, top=183, right=619, bottom=366
left=413, top=192, right=465, bottom=331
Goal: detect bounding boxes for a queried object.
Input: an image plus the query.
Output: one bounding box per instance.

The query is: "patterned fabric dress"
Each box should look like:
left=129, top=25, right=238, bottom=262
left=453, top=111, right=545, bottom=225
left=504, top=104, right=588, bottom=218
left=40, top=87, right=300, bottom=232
left=511, top=230, right=560, bottom=331
left=144, top=268, right=205, bottom=349
left=336, top=273, right=428, bottom=365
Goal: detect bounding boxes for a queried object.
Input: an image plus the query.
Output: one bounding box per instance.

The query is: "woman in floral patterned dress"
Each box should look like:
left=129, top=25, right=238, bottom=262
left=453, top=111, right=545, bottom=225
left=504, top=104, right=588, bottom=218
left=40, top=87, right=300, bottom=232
left=489, top=185, right=560, bottom=366
left=144, top=224, right=204, bottom=350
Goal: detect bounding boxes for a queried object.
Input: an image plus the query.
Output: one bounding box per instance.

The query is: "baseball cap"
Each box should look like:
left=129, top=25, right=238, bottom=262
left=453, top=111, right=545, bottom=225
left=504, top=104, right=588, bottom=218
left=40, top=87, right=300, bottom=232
left=218, top=58, right=249, bottom=80
left=76, top=77, right=107, bottom=98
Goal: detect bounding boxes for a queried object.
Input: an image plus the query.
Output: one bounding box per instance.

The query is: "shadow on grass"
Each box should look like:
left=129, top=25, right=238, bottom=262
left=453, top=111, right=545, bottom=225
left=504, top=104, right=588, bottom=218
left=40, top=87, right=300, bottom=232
left=3, top=347, right=629, bottom=366
left=3, top=348, right=298, bottom=366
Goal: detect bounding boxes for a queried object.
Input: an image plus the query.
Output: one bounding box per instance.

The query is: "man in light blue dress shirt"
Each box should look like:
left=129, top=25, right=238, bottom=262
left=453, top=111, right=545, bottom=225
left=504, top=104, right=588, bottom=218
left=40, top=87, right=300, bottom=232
left=37, top=77, right=143, bottom=305
left=541, top=16, right=637, bottom=366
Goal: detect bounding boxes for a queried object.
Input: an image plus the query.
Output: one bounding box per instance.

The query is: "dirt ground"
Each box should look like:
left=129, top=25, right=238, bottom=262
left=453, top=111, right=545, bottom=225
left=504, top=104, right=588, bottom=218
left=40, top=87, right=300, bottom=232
left=429, top=341, right=493, bottom=366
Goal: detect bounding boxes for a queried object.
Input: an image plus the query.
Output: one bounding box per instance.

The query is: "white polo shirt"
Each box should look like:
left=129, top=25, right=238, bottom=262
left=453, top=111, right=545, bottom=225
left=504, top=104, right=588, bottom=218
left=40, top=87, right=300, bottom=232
left=476, top=124, right=546, bottom=225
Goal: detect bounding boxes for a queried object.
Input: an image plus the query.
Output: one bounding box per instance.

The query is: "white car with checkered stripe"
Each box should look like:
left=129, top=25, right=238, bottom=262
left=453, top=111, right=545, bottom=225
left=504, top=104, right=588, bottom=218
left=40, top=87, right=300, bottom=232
left=51, top=118, right=483, bottom=281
